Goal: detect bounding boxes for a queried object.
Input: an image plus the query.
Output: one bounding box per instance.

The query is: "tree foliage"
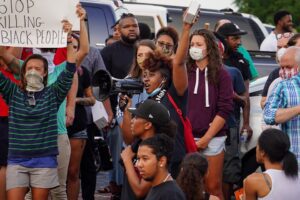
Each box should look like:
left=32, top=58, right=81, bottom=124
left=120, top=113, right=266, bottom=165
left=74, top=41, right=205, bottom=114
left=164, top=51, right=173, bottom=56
left=234, top=0, right=300, bottom=30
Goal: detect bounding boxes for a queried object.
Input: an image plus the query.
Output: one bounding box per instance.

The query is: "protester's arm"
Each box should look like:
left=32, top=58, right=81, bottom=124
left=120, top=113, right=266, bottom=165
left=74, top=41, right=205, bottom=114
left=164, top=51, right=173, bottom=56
left=264, top=82, right=287, bottom=125
left=52, top=20, right=77, bottom=104
left=75, top=3, right=89, bottom=67
left=0, top=72, right=16, bottom=104
left=66, top=72, right=78, bottom=127
left=119, top=96, right=135, bottom=145
left=172, top=21, right=191, bottom=96
left=0, top=46, right=20, bottom=75
left=6, top=47, right=23, bottom=59
left=241, top=80, right=253, bottom=138
left=103, top=98, right=114, bottom=126
left=197, top=71, right=233, bottom=149
left=121, top=147, right=152, bottom=198
left=243, top=174, right=260, bottom=200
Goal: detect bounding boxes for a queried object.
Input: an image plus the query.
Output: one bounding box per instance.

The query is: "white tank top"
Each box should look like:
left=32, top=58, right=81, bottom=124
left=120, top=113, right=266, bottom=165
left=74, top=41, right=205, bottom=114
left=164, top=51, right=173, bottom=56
left=258, top=169, right=300, bottom=200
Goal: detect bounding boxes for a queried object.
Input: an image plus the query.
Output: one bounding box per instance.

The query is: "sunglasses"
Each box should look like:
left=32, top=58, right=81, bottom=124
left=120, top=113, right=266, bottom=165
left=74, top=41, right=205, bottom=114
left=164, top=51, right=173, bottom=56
left=157, top=41, right=174, bottom=50
left=276, top=32, right=294, bottom=40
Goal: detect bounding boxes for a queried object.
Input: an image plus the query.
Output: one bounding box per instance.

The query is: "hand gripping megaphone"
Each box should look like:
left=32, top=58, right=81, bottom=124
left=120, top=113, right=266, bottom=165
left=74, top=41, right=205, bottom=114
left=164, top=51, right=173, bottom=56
left=92, top=70, right=144, bottom=101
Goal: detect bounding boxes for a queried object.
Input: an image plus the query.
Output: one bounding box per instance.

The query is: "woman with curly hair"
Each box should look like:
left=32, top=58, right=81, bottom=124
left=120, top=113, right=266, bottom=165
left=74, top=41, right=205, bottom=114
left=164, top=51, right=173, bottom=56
left=177, top=152, right=208, bottom=200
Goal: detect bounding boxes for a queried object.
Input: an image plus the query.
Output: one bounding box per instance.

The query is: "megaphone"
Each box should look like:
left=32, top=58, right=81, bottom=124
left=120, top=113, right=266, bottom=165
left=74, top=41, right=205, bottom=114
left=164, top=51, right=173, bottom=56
left=92, top=70, right=144, bottom=101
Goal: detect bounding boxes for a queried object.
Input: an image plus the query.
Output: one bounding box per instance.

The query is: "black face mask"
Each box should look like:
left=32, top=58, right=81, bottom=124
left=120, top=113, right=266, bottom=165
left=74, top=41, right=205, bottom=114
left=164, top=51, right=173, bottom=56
left=121, top=34, right=139, bottom=45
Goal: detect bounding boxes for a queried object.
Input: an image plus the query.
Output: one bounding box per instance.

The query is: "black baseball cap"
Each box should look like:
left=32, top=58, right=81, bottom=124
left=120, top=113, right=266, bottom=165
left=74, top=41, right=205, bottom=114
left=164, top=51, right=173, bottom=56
left=217, top=23, right=247, bottom=36
left=128, top=99, right=170, bottom=126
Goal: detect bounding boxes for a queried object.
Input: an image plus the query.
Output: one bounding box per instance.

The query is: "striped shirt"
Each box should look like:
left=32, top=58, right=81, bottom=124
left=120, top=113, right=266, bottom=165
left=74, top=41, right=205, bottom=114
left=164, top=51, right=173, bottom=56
left=0, top=62, right=76, bottom=159
left=264, top=74, right=300, bottom=166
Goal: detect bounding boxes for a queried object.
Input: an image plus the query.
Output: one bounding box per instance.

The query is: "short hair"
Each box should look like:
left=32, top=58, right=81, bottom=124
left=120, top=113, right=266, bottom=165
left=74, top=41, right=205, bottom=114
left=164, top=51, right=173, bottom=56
left=156, top=26, right=179, bottom=51
left=274, top=10, right=291, bottom=25
left=138, top=23, right=152, bottom=39
left=139, top=134, right=174, bottom=166
left=287, top=33, right=300, bottom=47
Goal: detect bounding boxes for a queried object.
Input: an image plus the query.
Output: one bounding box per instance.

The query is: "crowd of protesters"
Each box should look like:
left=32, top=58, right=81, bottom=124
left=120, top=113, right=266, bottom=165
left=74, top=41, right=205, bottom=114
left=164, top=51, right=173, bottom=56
left=1, top=4, right=300, bottom=200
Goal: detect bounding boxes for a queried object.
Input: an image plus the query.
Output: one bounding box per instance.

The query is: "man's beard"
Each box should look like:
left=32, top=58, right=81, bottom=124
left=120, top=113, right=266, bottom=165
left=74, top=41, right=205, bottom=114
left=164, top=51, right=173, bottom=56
left=121, top=34, right=139, bottom=44
left=283, top=25, right=293, bottom=32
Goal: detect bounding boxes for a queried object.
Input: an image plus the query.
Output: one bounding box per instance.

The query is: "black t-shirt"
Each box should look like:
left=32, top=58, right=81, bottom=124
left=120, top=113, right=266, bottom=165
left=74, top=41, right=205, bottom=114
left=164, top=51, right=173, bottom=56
left=224, top=52, right=251, bottom=81
left=152, top=84, right=188, bottom=178
left=145, top=181, right=186, bottom=200
left=100, top=40, right=136, bottom=115
left=262, top=68, right=280, bottom=97
left=67, top=67, right=91, bottom=135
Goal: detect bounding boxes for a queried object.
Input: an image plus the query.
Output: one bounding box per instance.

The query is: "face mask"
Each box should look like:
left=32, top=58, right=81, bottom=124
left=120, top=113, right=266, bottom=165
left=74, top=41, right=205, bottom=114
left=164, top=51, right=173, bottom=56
left=162, top=46, right=172, bottom=56
left=25, top=69, right=44, bottom=92
left=279, top=67, right=299, bottom=79
left=276, top=47, right=287, bottom=63
left=148, top=78, right=166, bottom=97
left=189, top=47, right=206, bottom=61
left=137, top=57, right=145, bottom=68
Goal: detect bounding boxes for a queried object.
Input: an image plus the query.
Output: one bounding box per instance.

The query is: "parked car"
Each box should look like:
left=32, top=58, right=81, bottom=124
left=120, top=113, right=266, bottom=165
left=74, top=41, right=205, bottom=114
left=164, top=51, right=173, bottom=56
left=81, top=0, right=127, bottom=49
left=124, top=3, right=168, bottom=38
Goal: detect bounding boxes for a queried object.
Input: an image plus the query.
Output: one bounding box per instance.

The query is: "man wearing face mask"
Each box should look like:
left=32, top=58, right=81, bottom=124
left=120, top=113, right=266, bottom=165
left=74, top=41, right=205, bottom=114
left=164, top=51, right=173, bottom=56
left=264, top=47, right=300, bottom=170
left=260, top=32, right=294, bottom=109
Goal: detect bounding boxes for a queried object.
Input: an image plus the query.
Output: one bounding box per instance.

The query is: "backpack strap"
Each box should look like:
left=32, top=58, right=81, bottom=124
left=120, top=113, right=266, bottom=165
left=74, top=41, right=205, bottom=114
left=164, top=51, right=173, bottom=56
left=167, top=93, right=183, bottom=119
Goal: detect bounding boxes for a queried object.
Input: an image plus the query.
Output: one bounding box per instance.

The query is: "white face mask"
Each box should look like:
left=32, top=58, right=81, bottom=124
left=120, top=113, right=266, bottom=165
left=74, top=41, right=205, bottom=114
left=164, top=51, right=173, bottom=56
left=189, top=47, right=206, bottom=61
left=276, top=47, right=287, bottom=63
left=25, top=69, right=44, bottom=92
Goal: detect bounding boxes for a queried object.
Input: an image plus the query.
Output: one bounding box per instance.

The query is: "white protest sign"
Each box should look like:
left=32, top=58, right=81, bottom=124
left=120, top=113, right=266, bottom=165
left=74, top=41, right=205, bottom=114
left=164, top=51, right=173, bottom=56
left=0, top=0, right=79, bottom=48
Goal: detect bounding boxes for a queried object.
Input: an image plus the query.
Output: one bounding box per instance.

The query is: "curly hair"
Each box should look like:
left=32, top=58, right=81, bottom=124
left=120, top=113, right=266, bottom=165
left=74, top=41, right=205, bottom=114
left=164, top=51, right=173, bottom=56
left=129, top=39, right=156, bottom=79
left=143, top=50, right=173, bottom=86
left=156, top=26, right=179, bottom=52
left=177, top=153, right=208, bottom=200
left=187, top=29, right=223, bottom=85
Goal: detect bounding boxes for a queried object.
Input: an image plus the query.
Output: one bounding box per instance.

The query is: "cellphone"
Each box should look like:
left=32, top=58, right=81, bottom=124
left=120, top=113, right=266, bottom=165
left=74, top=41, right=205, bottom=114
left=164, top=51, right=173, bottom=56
left=184, top=0, right=201, bottom=24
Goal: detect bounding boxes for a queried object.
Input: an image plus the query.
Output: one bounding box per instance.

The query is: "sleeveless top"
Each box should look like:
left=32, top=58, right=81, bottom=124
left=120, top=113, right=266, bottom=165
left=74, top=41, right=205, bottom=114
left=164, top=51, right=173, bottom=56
left=258, top=169, right=300, bottom=200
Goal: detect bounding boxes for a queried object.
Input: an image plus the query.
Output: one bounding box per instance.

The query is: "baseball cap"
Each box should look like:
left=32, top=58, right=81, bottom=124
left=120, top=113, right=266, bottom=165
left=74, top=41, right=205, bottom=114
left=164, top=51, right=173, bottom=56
left=128, top=99, right=170, bottom=126
left=217, top=23, right=247, bottom=36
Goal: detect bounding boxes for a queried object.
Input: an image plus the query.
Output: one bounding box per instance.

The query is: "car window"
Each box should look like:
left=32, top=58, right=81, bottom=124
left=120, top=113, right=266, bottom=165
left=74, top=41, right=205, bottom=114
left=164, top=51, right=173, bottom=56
left=135, top=15, right=155, bottom=34
left=85, top=5, right=112, bottom=49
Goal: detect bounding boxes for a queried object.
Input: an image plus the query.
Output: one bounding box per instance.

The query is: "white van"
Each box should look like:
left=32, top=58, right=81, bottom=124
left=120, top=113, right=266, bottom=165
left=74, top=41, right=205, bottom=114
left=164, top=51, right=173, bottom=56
left=124, top=3, right=168, bottom=38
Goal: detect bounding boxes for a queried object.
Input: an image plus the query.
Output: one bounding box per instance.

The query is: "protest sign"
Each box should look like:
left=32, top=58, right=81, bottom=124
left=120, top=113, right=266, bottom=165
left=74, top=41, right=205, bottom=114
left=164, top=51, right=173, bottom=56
left=0, top=0, right=79, bottom=48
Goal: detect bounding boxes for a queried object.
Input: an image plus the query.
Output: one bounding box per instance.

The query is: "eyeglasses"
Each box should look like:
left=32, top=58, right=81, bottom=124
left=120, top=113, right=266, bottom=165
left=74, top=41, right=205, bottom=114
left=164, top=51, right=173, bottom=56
left=27, top=92, right=36, bottom=106
left=157, top=41, right=174, bottom=50
left=276, top=32, right=294, bottom=40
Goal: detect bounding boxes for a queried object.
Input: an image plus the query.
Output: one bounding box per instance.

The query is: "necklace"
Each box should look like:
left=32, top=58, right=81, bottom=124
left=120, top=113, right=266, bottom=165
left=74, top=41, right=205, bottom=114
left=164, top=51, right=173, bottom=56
left=163, top=173, right=171, bottom=183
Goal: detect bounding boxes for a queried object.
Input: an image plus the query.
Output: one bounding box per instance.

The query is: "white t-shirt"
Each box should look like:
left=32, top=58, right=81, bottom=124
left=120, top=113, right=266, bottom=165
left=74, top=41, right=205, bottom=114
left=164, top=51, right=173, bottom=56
left=260, top=32, right=277, bottom=52
left=258, top=169, right=300, bottom=200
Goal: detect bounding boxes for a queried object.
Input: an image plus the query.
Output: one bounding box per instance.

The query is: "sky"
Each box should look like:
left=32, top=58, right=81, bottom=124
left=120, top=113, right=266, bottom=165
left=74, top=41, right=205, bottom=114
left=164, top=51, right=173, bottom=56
left=124, top=0, right=238, bottom=11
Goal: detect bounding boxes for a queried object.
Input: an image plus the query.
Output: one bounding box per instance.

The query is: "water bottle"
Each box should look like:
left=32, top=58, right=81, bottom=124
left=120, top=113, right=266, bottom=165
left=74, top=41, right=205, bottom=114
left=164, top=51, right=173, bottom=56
left=240, top=129, right=248, bottom=153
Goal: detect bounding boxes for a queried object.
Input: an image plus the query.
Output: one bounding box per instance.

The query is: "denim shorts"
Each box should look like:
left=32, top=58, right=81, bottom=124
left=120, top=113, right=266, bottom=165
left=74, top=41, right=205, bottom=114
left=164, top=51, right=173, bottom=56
left=68, top=129, right=88, bottom=139
left=202, top=136, right=227, bottom=156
